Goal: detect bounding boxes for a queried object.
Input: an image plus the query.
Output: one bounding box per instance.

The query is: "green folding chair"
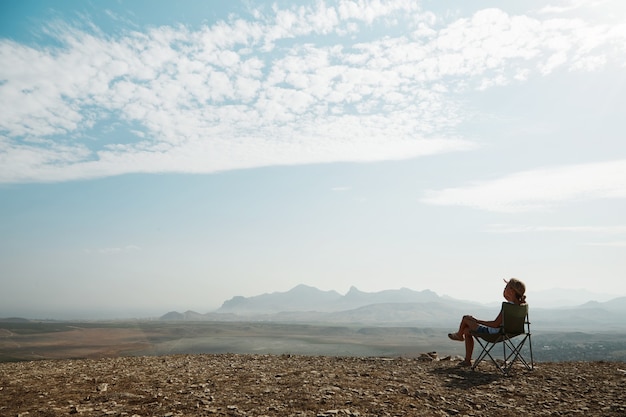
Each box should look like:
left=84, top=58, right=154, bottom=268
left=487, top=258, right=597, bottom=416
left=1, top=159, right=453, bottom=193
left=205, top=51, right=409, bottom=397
left=471, top=302, right=534, bottom=375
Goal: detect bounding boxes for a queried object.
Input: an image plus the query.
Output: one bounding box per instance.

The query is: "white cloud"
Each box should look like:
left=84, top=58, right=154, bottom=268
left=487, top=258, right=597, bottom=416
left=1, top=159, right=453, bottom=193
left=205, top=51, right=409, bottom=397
left=1, top=2, right=625, bottom=183
left=584, top=241, right=626, bottom=247
left=487, top=224, right=626, bottom=234
left=537, top=0, right=621, bottom=15
left=422, top=159, right=626, bottom=212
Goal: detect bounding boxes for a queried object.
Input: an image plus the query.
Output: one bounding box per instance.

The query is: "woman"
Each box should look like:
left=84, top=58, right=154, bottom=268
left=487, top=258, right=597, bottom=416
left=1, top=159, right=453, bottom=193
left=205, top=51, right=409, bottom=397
left=448, top=278, right=527, bottom=366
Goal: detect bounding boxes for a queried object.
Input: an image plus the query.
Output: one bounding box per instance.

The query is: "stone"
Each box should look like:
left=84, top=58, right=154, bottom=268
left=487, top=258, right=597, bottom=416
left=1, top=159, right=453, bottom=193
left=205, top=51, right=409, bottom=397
left=0, top=355, right=624, bottom=416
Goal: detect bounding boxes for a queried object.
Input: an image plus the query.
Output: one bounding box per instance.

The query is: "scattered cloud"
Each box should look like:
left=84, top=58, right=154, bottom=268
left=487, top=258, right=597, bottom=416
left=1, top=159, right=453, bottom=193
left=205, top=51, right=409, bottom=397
left=486, top=224, right=626, bottom=249
left=421, top=159, right=626, bottom=212
left=537, top=0, right=620, bottom=15
left=487, top=224, right=626, bottom=234
left=1, top=2, right=626, bottom=183
left=583, top=241, right=626, bottom=247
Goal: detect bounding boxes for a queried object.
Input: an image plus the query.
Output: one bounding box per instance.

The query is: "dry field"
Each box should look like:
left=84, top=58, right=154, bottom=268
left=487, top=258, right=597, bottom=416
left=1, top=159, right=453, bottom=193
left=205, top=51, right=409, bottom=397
left=0, top=321, right=449, bottom=362
left=2, top=320, right=625, bottom=364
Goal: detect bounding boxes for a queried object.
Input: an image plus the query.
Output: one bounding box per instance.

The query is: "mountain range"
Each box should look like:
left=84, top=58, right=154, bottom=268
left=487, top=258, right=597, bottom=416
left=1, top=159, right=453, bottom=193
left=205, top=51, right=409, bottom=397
left=161, top=284, right=626, bottom=330
left=216, top=285, right=445, bottom=313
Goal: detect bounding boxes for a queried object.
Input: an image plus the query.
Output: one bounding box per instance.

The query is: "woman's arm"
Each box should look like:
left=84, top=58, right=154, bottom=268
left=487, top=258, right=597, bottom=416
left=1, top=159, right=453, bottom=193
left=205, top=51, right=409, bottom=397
left=476, top=310, right=503, bottom=328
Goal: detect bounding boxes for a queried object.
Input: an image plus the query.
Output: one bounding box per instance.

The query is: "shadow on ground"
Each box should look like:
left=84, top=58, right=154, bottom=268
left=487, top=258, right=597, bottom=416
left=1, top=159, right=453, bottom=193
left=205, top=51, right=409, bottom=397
left=428, top=364, right=503, bottom=389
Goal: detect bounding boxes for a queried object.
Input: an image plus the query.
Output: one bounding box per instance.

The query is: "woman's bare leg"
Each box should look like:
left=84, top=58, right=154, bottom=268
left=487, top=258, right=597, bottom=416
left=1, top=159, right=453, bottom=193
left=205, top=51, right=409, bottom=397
left=451, top=315, right=477, bottom=340
left=450, top=316, right=479, bottom=364
left=462, top=326, right=475, bottom=364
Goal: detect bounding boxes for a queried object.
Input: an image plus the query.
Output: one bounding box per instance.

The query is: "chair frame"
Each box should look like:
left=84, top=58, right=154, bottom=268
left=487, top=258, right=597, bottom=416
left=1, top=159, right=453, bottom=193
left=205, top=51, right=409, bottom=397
left=471, top=302, right=534, bottom=375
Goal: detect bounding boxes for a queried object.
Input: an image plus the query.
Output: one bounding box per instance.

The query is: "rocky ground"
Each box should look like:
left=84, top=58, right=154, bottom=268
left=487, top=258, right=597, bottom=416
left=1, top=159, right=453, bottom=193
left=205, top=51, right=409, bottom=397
left=1, top=353, right=624, bottom=417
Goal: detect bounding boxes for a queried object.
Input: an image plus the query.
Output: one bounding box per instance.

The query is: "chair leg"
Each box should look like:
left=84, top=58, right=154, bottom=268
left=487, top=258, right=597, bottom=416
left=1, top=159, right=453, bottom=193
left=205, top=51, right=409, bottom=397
left=471, top=337, right=489, bottom=369
left=528, top=333, right=534, bottom=370
left=472, top=328, right=534, bottom=374
left=502, top=335, right=533, bottom=373
left=472, top=337, right=506, bottom=374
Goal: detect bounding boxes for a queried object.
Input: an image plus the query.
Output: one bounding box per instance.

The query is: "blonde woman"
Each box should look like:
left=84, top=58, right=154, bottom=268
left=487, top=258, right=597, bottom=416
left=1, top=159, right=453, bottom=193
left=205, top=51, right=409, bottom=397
left=448, top=278, right=527, bottom=366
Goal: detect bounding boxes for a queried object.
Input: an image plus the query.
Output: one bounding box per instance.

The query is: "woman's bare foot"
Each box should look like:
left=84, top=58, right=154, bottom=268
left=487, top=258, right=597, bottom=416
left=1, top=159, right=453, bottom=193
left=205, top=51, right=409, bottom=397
left=457, top=360, right=472, bottom=367
left=448, top=332, right=464, bottom=341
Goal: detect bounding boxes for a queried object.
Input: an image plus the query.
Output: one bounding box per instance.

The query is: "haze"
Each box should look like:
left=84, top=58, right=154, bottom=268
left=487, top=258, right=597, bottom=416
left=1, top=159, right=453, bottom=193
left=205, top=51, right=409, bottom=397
left=1, top=0, right=625, bottom=319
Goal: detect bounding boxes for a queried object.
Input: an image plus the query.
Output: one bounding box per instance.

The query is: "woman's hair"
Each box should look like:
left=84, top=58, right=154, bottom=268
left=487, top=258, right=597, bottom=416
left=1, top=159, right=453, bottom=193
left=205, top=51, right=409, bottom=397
left=506, top=278, right=527, bottom=304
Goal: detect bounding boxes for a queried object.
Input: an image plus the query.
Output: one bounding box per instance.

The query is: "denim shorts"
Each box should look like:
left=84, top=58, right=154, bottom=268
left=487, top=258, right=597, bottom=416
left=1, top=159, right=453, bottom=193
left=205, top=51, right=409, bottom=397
left=476, top=325, right=498, bottom=334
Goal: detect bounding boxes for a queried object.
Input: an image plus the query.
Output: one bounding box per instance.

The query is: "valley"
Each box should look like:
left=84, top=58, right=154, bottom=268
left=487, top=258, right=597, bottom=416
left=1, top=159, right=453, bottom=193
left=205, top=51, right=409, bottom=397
left=1, top=319, right=624, bottom=363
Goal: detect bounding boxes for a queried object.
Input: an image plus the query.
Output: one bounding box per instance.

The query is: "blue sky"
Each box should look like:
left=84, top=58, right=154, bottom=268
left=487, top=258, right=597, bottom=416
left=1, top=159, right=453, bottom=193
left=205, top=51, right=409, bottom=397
left=1, top=0, right=625, bottom=319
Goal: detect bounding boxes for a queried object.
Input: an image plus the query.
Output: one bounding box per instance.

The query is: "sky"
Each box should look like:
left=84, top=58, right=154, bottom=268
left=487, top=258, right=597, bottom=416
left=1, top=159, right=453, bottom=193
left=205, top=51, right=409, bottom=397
left=1, top=0, right=625, bottom=319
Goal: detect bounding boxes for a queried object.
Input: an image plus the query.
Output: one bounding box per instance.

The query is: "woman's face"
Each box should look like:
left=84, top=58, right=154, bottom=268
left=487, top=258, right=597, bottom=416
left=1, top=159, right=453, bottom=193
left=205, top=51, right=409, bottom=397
left=503, top=285, right=515, bottom=301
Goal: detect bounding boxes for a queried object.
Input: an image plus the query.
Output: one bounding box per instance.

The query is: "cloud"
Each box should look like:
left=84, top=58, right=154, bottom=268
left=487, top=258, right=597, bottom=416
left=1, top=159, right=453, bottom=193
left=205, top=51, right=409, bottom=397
left=421, top=159, right=626, bottom=212
left=486, top=224, right=626, bottom=234
left=1, top=2, right=625, bottom=183
left=486, top=223, right=626, bottom=248
left=584, top=241, right=626, bottom=247
left=537, top=0, right=621, bottom=15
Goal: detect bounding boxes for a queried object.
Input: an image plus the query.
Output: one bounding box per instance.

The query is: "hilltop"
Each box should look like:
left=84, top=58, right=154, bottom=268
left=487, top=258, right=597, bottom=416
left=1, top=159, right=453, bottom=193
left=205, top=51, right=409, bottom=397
left=1, top=353, right=624, bottom=416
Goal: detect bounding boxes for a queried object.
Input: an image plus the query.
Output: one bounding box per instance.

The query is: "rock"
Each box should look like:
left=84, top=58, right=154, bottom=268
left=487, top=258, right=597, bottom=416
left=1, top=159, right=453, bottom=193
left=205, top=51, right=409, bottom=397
left=0, top=355, right=624, bottom=416
left=418, top=351, right=439, bottom=361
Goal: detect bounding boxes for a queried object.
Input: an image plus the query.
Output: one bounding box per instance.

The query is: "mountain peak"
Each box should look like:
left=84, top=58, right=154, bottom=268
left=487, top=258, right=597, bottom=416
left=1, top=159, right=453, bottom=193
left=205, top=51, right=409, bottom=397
left=346, top=286, right=362, bottom=296
left=217, top=284, right=342, bottom=314
left=289, top=284, right=323, bottom=293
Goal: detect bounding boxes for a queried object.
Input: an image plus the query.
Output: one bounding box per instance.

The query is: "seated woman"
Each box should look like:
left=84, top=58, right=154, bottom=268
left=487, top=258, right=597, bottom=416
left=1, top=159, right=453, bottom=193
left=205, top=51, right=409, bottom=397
left=448, top=278, right=527, bottom=366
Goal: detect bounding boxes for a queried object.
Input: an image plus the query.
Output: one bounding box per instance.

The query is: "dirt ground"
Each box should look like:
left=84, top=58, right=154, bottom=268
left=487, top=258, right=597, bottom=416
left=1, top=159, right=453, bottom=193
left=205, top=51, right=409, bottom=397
left=1, top=354, right=625, bottom=416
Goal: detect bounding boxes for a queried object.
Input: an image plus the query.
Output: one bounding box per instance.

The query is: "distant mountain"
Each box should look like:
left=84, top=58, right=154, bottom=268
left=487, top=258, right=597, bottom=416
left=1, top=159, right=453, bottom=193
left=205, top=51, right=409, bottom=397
left=318, top=302, right=491, bottom=326
left=0, top=317, right=31, bottom=323
left=162, top=302, right=490, bottom=327
left=160, top=285, right=626, bottom=330
left=161, top=311, right=185, bottom=320
left=341, top=286, right=441, bottom=309
left=161, top=285, right=489, bottom=326
left=217, top=284, right=343, bottom=314
left=526, top=288, right=617, bottom=308
left=579, top=296, right=626, bottom=312
left=215, top=284, right=444, bottom=314
left=602, top=296, right=626, bottom=311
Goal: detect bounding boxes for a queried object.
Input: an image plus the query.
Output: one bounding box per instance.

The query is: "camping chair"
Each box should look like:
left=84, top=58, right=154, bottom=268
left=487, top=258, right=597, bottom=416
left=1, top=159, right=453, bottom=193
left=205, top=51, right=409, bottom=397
left=471, top=302, right=534, bottom=375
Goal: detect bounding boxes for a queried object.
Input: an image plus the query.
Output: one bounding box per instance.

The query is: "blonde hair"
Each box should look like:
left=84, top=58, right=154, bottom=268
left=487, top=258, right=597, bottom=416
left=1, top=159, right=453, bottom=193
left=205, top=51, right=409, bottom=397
left=506, top=278, right=527, bottom=304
